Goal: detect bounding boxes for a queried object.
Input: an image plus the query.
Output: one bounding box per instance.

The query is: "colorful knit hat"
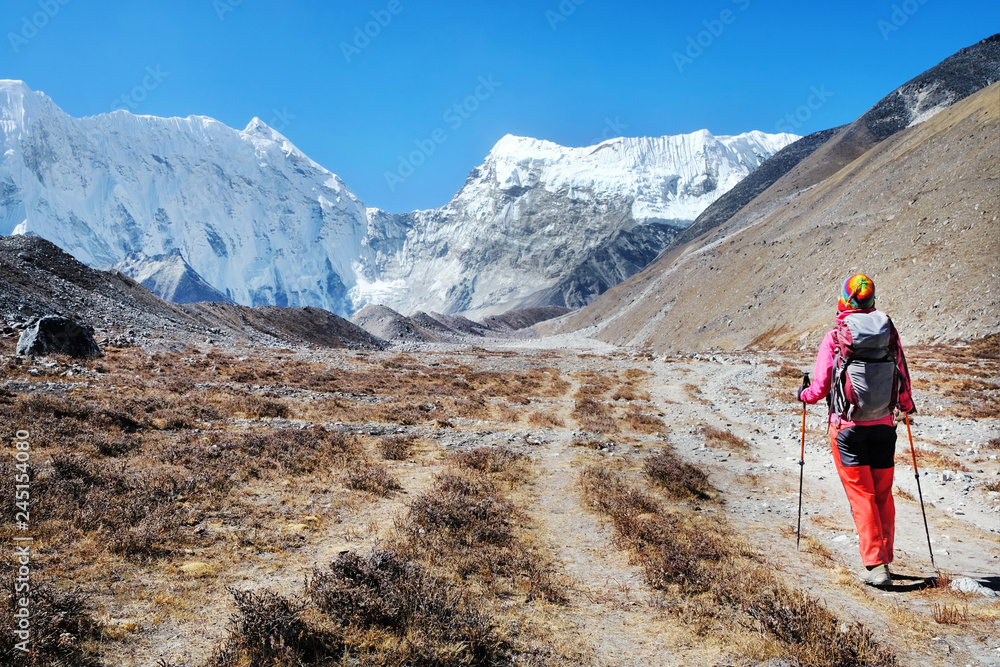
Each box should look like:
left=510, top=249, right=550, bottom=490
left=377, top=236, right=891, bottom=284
left=838, top=273, right=875, bottom=311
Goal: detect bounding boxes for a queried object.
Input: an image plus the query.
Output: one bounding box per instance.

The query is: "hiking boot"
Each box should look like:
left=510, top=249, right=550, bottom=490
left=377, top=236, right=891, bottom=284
left=863, top=564, right=891, bottom=587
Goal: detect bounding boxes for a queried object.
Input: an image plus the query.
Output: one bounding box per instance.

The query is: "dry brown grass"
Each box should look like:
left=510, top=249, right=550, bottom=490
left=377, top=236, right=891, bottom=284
left=572, top=397, right=619, bottom=434
left=579, top=453, right=897, bottom=667
left=623, top=406, right=666, bottom=434
left=911, top=446, right=972, bottom=473
left=701, top=425, right=751, bottom=451
left=199, top=440, right=560, bottom=665
left=527, top=410, right=565, bottom=428
left=394, top=447, right=564, bottom=605
left=773, top=362, right=808, bottom=380
left=205, top=552, right=514, bottom=667
left=377, top=433, right=416, bottom=460
left=932, top=603, right=969, bottom=625
left=644, top=447, right=714, bottom=500
left=344, top=461, right=402, bottom=496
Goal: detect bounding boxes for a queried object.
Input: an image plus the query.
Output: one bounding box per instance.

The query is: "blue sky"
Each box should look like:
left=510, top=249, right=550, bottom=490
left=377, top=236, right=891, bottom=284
left=2, top=1, right=996, bottom=211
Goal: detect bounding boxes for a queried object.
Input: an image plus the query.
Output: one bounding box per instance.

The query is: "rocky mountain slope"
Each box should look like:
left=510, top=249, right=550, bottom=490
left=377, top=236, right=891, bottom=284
left=0, top=235, right=384, bottom=350
left=114, top=250, right=234, bottom=304
left=549, top=39, right=999, bottom=351
left=660, top=34, right=1000, bottom=266
left=355, top=131, right=797, bottom=317
left=348, top=303, right=569, bottom=343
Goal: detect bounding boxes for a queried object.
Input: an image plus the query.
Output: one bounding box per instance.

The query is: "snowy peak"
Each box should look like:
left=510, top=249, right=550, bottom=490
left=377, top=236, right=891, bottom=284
left=355, top=129, right=798, bottom=316
left=466, top=129, right=798, bottom=224
left=0, top=79, right=62, bottom=136
left=0, top=81, right=369, bottom=314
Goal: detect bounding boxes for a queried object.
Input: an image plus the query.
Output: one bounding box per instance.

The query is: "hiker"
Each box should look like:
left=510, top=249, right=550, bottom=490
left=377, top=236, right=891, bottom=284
left=797, top=274, right=915, bottom=587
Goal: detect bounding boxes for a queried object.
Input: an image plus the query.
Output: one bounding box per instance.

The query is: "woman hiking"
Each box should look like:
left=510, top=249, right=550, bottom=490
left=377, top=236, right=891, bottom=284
left=797, top=274, right=915, bottom=588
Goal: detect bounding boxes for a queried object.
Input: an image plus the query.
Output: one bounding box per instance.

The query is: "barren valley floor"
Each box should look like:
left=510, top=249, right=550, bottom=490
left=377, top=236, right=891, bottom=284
left=1, top=333, right=997, bottom=666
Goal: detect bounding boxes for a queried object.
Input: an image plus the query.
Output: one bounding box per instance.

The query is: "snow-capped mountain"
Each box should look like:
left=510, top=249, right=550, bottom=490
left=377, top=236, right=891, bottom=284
left=0, top=80, right=368, bottom=313
left=0, top=80, right=797, bottom=317
left=354, top=131, right=798, bottom=316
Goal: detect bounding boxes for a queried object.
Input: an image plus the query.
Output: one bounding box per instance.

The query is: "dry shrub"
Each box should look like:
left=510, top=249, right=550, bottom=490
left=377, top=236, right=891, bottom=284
left=579, top=465, right=659, bottom=522
left=33, top=455, right=191, bottom=558
left=644, top=448, right=713, bottom=500
left=405, top=475, right=518, bottom=548
left=528, top=410, right=564, bottom=428
left=208, top=589, right=334, bottom=666
left=399, top=465, right=564, bottom=603
left=701, top=425, right=750, bottom=451
left=345, top=462, right=402, bottom=496
left=932, top=603, right=968, bottom=625
left=0, top=581, right=103, bottom=666
left=580, top=466, right=718, bottom=592
left=464, top=371, right=546, bottom=399
left=450, top=446, right=524, bottom=476
left=448, top=395, right=490, bottom=421
left=185, top=426, right=360, bottom=478
left=611, top=385, right=651, bottom=402
left=967, top=333, right=999, bottom=358
left=715, top=573, right=898, bottom=667
left=371, top=400, right=436, bottom=425
left=306, top=550, right=508, bottom=666
left=580, top=465, right=896, bottom=666
left=575, top=376, right=615, bottom=399
left=378, top=434, right=416, bottom=460
left=18, top=392, right=145, bottom=432
left=220, top=392, right=292, bottom=419
left=774, top=363, right=807, bottom=380
left=573, top=397, right=619, bottom=434
left=624, top=406, right=666, bottom=434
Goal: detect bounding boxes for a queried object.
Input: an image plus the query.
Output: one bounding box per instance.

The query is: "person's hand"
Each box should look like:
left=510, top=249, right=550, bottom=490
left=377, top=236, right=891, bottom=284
left=797, top=373, right=810, bottom=402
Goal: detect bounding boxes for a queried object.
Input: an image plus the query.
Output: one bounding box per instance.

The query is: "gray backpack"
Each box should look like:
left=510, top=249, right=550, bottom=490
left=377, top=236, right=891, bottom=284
left=829, top=310, right=900, bottom=422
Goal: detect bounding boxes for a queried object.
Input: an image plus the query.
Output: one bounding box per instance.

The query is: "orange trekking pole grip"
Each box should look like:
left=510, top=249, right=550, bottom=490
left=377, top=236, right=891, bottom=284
left=905, top=412, right=936, bottom=571
left=796, top=372, right=809, bottom=551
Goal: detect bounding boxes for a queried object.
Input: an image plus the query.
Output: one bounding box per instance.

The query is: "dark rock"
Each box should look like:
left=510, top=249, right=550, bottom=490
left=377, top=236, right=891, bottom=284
left=16, top=316, right=103, bottom=358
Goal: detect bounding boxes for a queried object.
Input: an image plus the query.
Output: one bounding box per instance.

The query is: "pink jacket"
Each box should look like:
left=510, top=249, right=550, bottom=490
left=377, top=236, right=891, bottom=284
left=799, top=308, right=914, bottom=427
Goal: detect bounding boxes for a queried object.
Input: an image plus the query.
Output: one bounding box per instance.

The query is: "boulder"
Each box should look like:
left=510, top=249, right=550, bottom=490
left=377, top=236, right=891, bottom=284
left=16, top=316, right=103, bottom=359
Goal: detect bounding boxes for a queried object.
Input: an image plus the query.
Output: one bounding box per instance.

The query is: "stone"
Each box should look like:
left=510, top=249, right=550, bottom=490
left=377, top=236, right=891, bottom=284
left=16, top=316, right=102, bottom=359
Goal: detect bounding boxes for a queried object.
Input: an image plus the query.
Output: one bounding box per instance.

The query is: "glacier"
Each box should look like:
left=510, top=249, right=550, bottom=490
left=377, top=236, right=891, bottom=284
left=0, top=80, right=798, bottom=317
left=353, top=131, right=799, bottom=316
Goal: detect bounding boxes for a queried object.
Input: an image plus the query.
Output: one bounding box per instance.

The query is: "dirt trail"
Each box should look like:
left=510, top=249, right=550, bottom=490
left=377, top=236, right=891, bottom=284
left=642, top=353, right=1000, bottom=666
left=526, top=430, right=686, bottom=666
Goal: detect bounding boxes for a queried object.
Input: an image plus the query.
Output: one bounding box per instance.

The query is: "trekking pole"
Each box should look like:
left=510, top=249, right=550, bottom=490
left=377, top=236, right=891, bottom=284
left=796, top=372, right=809, bottom=551
left=904, top=412, right=936, bottom=570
